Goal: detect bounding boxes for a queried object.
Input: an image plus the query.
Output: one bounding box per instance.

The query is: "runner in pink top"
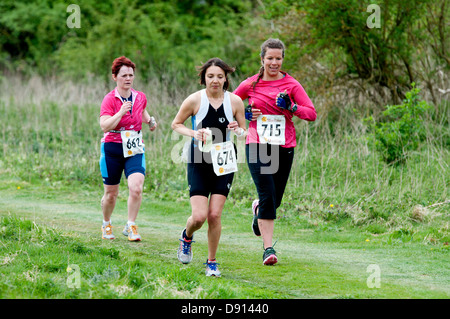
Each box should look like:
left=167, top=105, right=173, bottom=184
left=233, top=38, right=316, bottom=266
left=234, top=72, right=316, bottom=147
left=100, top=87, right=148, bottom=143
left=98, top=56, right=157, bottom=243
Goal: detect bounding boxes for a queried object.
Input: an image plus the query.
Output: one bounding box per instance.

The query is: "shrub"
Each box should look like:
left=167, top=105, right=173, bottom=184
left=366, top=83, right=430, bottom=164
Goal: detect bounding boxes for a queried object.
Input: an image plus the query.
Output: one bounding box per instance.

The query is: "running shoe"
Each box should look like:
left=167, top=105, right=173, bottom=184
left=251, top=199, right=261, bottom=236
left=102, top=223, right=115, bottom=240
left=123, top=223, right=142, bottom=241
left=263, top=247, right=278, bottom=265
left=177, top=229, right=194, bottom=264
left=204, top=260, right=221, bottom=277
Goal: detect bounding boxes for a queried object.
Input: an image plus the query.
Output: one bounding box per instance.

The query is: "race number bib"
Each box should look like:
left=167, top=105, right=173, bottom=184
left=210, top=141, right=238, bottom=176
left=257, top=115, right=286, bottom=145
left=121, top=130, right=145, bottom=158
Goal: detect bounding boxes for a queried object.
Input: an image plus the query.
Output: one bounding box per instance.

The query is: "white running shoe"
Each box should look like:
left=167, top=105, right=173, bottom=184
left=123, top=223, right=142, bottom=241
left=204, top=260, right=221, bottom=277
left=102, top=223, right=115, bottom=240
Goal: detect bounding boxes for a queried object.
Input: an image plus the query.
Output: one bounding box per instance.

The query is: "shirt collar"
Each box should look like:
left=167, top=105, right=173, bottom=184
left=114, top=87, right=138, bottom=101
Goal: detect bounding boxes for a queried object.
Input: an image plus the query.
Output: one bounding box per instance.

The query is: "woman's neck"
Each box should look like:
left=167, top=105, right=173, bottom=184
left=117, top=87, right=131, bottom=98
left=205, top=89, right=224, bottom=100
left=262, top=71, right=284, bottom=81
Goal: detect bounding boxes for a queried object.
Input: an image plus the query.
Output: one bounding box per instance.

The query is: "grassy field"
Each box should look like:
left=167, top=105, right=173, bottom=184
left=0, top=75, right=449, bottom=300
left=1, top=180, right=449, bottom=299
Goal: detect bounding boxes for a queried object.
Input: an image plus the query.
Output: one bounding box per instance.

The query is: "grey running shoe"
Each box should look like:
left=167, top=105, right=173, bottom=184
left=177, top=229, right=194, bottom=264
left=102, top=223, right=115, bottom=240
left=123, top=223, right=142, bottom=241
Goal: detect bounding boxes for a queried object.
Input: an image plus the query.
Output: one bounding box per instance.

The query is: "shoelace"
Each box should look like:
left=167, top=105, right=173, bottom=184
left=179, top=238, right=194, bottom=254
left=104, top=225, right=113, bottom=235
left=130, top=225, right=138, bottom=235
left=263, top=240, right=278, bottom=250
left=204, top=261, right=219, bottom=270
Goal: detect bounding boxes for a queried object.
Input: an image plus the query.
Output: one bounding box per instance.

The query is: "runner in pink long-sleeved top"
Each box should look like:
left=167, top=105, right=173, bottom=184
left=234, top=72, right=316, bottom=148
left=233, top=38, right=316, bottom=266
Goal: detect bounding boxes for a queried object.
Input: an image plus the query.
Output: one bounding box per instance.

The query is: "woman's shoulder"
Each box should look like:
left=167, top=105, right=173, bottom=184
left=132, top=88, right=147, bottom=100
left=283, top=72, right=302, bottom=85
left=182, top=90, right=202, bottom=107
left=101, top=89, right=116, bottom=105
left=240, top=74, right=259, bottom=85
left=228, top=91, right=244, bottom=104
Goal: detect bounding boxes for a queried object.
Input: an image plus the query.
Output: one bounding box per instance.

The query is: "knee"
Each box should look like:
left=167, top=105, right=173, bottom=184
left=191, top=214, right=207, bottom=229
left=103, top=188, right=119, bottom=203
left=128, top=183, right=143, bottom=199
left=207, top=209, right=222, bottom=225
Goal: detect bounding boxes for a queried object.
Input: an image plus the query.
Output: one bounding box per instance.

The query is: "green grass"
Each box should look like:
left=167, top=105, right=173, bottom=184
left=0, top=75, right=449, bottom=299
left=0, top=179, right=448, bottom=299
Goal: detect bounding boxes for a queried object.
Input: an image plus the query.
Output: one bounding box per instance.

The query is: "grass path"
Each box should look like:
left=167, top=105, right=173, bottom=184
left=1, top=184, right=449, bottom=299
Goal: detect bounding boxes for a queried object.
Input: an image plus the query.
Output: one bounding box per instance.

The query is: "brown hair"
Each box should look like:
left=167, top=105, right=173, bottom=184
left=111, top=56, right=136, bottom=77
left=252, top=38, right=286, bottom=88
left=197, top=57, right=235, bottom=91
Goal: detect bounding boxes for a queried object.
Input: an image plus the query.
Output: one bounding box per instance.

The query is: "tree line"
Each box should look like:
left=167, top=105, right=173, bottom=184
left=1, top=0, right=447, bottom=106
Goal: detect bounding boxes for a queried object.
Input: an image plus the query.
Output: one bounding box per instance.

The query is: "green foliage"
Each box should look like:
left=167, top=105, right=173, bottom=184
left=366, top=83, right=431, bottom=164
left=0, top=0, right=256, bottom=83
left=260, top=0, right=448, bottom=104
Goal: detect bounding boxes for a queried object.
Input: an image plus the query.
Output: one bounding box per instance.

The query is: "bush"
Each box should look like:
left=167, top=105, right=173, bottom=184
left=366, top=83, right=431, bottom=164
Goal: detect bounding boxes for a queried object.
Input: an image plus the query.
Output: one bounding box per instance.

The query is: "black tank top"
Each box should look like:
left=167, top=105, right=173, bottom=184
left=190, top=104, right=230, bottom=164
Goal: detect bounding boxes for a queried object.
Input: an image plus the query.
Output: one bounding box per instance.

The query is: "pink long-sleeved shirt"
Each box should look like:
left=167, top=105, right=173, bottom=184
left=233, top=72, right=316, bottom=148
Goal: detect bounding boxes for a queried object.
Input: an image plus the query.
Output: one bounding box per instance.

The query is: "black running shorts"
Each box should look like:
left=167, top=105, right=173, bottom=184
left=187, top=162, right=234, bottom=198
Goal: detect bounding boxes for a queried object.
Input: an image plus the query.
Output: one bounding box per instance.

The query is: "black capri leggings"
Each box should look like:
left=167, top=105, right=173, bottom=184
left=246, top=143, right=294, bottom=220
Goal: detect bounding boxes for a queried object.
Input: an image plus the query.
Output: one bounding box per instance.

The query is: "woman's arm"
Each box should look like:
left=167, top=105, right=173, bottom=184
left=171, top=92, right=206, bottom=142
left=99, top=101, right=132, bottom=133
left=291, top=85, right=317, bottom=122
left=227, top=93, right=247, bottom=139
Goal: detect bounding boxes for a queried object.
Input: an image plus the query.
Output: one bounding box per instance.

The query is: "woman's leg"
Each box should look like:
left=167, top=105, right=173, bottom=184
left=186, top=195, right=209, bottom=238
left=126, top=172, right=145, bottom=222
left=207, top=194, right=227, bottom=260
left=102, top=184, right=119, bottom=222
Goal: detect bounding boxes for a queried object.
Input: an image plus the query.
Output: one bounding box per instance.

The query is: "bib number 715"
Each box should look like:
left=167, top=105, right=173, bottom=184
left=257, top=115, right=286, bottom=145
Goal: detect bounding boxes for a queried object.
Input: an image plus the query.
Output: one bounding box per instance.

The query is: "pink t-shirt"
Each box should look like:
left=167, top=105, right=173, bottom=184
left=233, top=72, right=316, bottom=148
left=100, top=88, right=147, bottom=143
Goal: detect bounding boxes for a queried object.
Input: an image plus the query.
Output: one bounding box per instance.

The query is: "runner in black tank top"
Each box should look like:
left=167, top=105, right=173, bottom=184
left=171, top=58, right=246, bottom=277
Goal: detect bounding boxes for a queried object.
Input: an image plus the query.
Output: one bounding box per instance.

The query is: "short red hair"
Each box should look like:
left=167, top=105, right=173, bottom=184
left=111, top=56, right=136, bottom=76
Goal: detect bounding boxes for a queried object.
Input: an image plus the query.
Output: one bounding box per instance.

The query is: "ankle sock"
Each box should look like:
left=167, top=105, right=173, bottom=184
left=183, top=229, right=193, bottom=240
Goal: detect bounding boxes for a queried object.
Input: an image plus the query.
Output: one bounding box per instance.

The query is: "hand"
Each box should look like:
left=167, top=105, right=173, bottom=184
left=120, top=101, right=132, bottom=116
left=227, top=121, right=245, bottom=137
left=148, top=116, right=157, bottom=131
left=245, top=105, right=253, bottom=121
left=227, top=121, right=239, bottom=131
left=194, top=128, right=210, bottom=142
left=245, top=102, right=262, bottom=121
left=276, top=90, right=297, bottom=113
